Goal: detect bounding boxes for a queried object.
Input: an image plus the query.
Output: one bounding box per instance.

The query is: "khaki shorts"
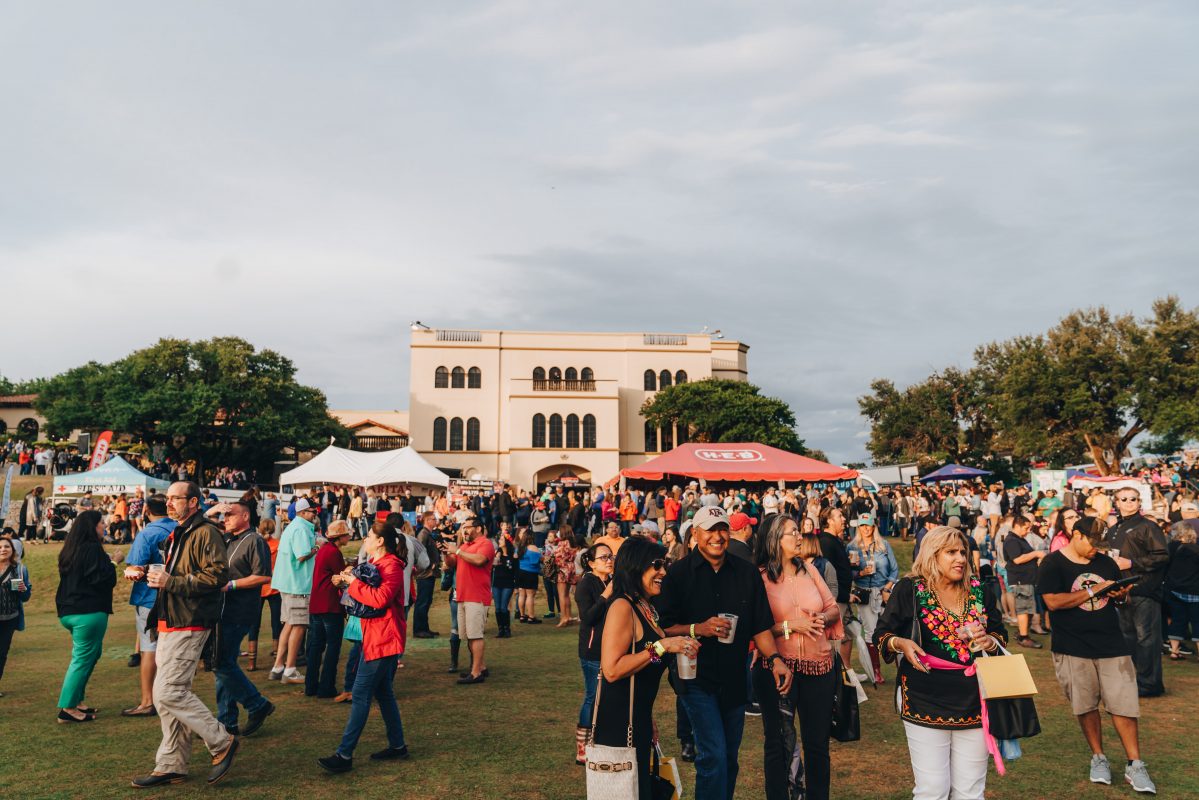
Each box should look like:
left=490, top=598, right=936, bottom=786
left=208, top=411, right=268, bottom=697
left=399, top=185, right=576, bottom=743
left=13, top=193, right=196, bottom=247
left=457, top=601, right=488, bottom=640
left=1010, top=583, right=1037, bottom=616
left=1052, top=653, right=1139, bottom=718
left=281, top=592, right=310, bottom=626
left=135, top=605, right=156, bottom=652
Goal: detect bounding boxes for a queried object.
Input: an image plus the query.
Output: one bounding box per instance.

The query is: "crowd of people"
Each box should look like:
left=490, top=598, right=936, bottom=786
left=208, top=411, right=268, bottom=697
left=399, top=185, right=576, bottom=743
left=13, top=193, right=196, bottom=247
left=3, top=466, right=1198, bottom=797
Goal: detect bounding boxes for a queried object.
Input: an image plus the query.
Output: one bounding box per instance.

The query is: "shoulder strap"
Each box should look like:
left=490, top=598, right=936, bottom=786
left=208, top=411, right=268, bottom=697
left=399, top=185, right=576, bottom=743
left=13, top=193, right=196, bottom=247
left=909, top=581, right=923, bottom=648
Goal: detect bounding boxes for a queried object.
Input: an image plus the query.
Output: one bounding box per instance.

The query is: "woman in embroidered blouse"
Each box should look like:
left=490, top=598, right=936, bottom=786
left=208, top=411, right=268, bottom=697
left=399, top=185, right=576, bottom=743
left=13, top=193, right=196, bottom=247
left=874, top=527, right=1008, bottom=800
left=753, top=514, right=843, bottom=800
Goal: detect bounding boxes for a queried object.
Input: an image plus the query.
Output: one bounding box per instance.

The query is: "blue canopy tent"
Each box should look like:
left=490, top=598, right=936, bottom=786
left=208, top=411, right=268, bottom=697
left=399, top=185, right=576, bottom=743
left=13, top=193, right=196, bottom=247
left=53, top=455, right=171, bottom=495
left=919, top=463, right=993, bottom=483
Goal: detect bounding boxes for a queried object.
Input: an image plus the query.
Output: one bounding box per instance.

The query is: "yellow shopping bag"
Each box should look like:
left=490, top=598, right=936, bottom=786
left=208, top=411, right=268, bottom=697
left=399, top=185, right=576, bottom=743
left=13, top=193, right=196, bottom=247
left=974, top=649, right=1038, bottom=700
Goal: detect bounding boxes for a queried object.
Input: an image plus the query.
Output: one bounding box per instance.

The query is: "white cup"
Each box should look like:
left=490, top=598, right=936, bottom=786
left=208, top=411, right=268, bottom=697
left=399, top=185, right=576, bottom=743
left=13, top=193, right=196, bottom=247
left=718, top=612, right=739, bottom=644
left=148, top=563, right=166, bottom=576
left=677, top=650, right=698, bottom=680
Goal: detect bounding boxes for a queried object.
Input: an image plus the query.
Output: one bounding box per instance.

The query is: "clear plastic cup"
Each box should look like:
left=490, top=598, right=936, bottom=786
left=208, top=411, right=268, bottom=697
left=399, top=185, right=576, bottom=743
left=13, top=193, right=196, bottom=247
left=718, top=613, right=739, bottom=644
left=148, top=563, right=166, bottom=576
left=678, top=650, right=697, bottom=679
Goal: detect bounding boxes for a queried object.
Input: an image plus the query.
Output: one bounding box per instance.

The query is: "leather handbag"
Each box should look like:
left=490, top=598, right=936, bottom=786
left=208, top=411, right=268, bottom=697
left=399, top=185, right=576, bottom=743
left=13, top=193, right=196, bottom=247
left=586, top=639, right=639, bottom=799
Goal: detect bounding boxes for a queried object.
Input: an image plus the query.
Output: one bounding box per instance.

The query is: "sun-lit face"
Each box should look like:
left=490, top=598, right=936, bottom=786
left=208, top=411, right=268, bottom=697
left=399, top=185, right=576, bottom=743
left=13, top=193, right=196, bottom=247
left=590, top=545, right=614, bottom=578
left=778, top=520, right=802, bottom=560
left=639, top=558, right=668, bottom=597
left=936, top=542, right=968, bottom=582
left=695, top=524, right=729, bottom=562
left=0, top=540, right=14, bottom=562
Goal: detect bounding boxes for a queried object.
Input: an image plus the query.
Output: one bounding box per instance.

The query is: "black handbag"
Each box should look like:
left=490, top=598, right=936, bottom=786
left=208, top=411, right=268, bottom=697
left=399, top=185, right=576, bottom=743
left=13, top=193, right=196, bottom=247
left=986, top=696, right=1041, bottom=740
left=830, top=653, right=861, bottom=743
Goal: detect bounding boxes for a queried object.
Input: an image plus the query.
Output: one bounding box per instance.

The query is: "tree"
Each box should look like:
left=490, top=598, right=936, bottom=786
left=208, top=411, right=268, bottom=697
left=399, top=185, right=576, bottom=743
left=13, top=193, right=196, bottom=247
left=35, top=337, right=347, bottom=476
left=641, top=378, right=813, bottom=454
left=1139, top=431, right=1188, bottom=457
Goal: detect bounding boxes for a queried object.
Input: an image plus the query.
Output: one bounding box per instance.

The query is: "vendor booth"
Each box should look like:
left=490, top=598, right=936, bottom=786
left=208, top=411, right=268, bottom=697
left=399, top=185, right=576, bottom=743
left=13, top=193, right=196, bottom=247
left=278, top=444, right=449, bottom=491
left=53, top=455, right=171, bottom=495
left=613, top=443, right=858, bottom=489
left=1068, top=473, right=1153, bottom=514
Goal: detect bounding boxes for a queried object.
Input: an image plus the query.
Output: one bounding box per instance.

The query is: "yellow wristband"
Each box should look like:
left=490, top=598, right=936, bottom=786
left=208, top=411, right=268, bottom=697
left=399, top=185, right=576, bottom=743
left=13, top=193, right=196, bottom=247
left=690, top=623, right=696, bottom=638
left=782, top=620, right=791, bottom=640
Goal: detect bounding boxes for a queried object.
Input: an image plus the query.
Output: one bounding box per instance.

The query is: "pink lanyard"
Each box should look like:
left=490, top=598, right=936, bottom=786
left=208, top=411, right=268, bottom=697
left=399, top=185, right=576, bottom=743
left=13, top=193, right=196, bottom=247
left=917, top=653, right=1005, bottom=776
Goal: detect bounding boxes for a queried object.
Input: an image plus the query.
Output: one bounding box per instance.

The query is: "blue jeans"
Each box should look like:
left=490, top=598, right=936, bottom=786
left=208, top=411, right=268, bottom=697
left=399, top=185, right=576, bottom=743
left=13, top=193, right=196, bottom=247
left=680, top=687, right=746, bottom=800
left=414, top=576, right=436, bottom=634
left=214, top=621, right=269, bottom=730
left=305, top=613, right=344, bottom=698
left=492, top=586, right=514, bottom=614
left=578, top=658, right=600, bottom=727
left=336, top=654, right=406, bottom=759
left=343, top=640, right=362, bottom=693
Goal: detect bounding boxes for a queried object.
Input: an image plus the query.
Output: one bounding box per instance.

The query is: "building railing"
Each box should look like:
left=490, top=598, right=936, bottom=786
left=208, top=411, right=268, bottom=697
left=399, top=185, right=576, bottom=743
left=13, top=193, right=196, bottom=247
left=533, top=379, right=597, bottom=392
left=436, top=329, right=482, bottom=342
left=643, top=334, right=687, bottom=346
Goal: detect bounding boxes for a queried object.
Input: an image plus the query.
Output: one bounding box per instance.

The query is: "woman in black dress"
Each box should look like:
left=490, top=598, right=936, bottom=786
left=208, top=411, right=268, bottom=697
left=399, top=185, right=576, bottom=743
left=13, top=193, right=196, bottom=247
left=592, top=537, right=698, bottom=797
left=574, top=542, right=615, bottom=764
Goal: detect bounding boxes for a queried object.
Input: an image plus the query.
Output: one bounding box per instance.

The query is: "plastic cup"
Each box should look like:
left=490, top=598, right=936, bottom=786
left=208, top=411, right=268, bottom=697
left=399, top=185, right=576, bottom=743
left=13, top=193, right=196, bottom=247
left=148, top=563, right=166, bottom=576
left=9, top=579, right=21, bottom=591
left=677, top=650, right=697, bottom=680
left=718, top=612, right=739, bottom=644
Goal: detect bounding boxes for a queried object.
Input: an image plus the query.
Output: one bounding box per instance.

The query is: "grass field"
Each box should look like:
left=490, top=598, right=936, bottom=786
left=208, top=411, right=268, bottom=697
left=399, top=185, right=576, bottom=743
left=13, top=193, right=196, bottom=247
left=0, top=538, right=1196, bottom=799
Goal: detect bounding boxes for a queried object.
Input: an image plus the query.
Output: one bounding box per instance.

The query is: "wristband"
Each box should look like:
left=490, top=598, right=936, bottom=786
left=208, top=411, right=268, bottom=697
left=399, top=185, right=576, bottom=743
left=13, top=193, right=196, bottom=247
left=230, top=579, right=237, bottom=592
left=690, top=623, right=696, bottom=639
left=782, top=620, right=791, bottom=640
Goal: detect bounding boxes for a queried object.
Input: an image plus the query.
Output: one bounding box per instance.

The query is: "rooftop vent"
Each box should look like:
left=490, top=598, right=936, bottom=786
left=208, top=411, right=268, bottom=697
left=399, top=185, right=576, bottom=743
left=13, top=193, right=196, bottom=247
left=644, top=334, right=687, bottom=346
left=436, top=329, right=482, bottom=342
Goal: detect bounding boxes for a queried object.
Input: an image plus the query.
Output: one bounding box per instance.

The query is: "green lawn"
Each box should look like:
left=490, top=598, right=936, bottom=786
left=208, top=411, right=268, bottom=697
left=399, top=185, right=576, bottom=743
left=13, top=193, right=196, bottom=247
left=0, top=539, right=1195, bottom=799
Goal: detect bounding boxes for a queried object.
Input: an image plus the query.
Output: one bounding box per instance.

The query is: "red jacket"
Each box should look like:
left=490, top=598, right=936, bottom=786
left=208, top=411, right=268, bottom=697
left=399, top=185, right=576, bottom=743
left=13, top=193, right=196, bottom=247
left=349, top=553, right=407, bottom=661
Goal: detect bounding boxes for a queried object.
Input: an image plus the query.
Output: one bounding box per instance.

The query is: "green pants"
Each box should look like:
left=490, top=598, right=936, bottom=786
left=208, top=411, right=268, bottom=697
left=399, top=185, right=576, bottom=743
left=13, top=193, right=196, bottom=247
left=58, top=612, right=108, bottom=709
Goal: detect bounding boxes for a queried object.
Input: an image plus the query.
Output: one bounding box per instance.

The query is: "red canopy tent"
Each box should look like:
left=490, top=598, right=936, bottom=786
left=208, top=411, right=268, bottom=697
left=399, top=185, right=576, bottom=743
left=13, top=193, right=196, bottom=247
left=614, top=443, right=858, bottom=485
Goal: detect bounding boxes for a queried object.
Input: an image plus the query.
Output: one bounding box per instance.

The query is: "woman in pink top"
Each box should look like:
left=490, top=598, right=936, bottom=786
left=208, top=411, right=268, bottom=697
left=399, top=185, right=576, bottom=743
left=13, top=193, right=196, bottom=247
left=752, top=514, right=843, bottom=800
left=1049, top=508, right=1079, bottom=552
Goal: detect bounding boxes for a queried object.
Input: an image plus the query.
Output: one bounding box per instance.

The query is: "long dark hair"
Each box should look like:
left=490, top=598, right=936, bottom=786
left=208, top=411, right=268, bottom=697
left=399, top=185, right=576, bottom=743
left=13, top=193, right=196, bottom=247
left=60, top=510, right=104, bottom=576
left=370, top=521, right=407, bottom=563
left=611, top=536, right=666, bottom=603
left=755, top=513, right=806, bottom=583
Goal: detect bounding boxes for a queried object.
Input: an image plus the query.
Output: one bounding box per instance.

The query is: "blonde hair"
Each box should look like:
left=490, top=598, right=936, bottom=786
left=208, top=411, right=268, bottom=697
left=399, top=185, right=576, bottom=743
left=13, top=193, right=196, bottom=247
left=257, top=518, right=277, bottom=538
left=1171, top=522, right=1197, bottom=545
left=909, top=526, right=974, bottom=589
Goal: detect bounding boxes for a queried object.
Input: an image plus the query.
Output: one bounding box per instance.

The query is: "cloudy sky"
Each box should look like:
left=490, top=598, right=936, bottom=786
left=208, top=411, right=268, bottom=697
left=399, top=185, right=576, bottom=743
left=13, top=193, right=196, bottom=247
left=2, top=2, right=1196, bottom=464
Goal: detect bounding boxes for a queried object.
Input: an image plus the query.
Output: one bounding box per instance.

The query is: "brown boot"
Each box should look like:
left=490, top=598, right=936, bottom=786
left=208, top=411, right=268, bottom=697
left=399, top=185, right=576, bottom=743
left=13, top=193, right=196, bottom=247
left=867, top=643, right=885, bottom=685
left=576, top=726, right=589, bottom=765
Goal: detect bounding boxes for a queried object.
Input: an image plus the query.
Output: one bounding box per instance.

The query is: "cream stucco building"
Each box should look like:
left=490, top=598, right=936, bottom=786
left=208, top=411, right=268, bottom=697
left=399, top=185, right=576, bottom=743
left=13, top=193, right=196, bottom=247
left=407, top=328, right=748, bottom=490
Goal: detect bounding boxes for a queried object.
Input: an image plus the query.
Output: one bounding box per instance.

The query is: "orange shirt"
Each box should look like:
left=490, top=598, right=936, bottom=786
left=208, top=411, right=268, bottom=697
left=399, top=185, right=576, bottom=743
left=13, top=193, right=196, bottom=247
left=592, top=534, right=625, bottom=555
left=262, top=537, right=280, bottom=597
left=619, top=499, right=637, bottom=521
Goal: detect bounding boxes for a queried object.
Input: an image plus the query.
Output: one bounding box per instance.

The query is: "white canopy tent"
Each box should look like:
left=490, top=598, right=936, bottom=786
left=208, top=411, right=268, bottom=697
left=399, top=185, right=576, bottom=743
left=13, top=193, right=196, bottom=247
left=278, top=445, right=448, bottom=490
left=53, top=455, right=171, bottom=495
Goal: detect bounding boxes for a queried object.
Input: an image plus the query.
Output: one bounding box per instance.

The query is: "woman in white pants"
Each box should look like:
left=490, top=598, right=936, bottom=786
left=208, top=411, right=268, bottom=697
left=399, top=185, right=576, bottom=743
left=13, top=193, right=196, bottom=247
left=874, top=527, right=1009, bottom=800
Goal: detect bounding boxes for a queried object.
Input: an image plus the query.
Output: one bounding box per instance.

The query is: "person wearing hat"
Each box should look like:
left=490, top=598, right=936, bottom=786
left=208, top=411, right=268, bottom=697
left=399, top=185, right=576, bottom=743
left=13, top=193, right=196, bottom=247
left=305, top=520, right=350, bottom=699
left=846, top=512, right=898, bottom=684
left=212, top=500, right=276, bottom=734
left=269, top=497, right=320, bottom=684
left=1037, top=516, right=1155, bottom=793
left=727, top=512, right=756, bottom=563
left=657, top=505, right=792, bottom=800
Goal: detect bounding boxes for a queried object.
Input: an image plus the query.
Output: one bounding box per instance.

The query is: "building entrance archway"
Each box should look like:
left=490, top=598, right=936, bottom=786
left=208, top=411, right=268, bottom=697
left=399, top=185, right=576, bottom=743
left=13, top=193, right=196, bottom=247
left=533, top=464, right=592, bottom=492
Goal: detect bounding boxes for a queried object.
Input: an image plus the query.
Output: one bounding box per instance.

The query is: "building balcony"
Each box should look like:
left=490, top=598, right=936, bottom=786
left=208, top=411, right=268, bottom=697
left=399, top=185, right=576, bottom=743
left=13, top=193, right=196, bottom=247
left=533, top=379, right=597, bottom=392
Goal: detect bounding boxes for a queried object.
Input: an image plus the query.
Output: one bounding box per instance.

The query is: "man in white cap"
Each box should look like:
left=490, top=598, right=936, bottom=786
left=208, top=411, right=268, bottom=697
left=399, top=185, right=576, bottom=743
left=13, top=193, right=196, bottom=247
left=1179, top=501, right=1199, bottom=538
left=269, top=497, right=319, bottom=684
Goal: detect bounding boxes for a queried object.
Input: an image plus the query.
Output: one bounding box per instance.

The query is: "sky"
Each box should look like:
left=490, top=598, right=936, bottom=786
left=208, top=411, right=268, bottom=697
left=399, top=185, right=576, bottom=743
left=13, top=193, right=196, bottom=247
left=2, top=1, right=1197, bottom=465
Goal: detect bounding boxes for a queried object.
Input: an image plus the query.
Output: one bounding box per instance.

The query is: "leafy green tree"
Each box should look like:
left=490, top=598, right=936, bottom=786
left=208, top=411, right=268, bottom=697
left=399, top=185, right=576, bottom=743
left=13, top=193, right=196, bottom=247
left=641, top=378, right=813, bottom=455
left=1139, top=431, right=1188, bottom=457
left=35, top=337, right=347, bottom=476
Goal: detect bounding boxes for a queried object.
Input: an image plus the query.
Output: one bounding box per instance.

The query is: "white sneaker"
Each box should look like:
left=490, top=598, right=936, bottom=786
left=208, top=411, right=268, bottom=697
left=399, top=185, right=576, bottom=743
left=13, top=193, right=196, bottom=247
left=1089, top=754, right=1111, bottom=785
left=268, top=668, right=283, bottom=681
left=1125, top=760, right=1156, bottom=794
left=281, top=671, right=306, bottom=685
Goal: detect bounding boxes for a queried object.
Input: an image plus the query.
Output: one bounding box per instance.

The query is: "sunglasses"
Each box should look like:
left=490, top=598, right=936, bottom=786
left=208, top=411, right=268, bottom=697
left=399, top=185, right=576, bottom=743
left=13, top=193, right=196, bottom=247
left=650, top=559, right=667, bottom=571
left=1116, top=497, right=1140, bottom=502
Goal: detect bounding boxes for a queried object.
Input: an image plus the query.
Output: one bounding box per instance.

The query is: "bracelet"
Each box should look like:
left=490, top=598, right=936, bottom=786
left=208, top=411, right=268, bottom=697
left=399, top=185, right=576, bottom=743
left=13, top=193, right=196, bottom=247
left=230, top=579, right=237, bottom=591
left=889, top=636, right=903, bottom=654
left=690, top=623, right=696, bottom=639
left=645, top=641, right=662, bottom=664
left=782, top=620, right=791, bottom=640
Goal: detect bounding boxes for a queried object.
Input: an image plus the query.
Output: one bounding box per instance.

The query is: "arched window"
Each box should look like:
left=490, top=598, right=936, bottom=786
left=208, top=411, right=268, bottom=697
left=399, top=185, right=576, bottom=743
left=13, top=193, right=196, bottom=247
left=434, top=366, right=449, bottom=388
left=582, top=414, right=597, bottom=449
left=533, top=366, right=545, bottom=382
left=549, top=414, right=564, bottom=448
left=467, top=367, right=481, bottom=389
left=676, top=422, right=689, bottom=446
left=581, top=367, right=593, bottom=382
left=451, top=367, right=466, bottom=388
left=548, top=367, right=562, bottom=386
left=432, top=417, right=448, bottom=450
left=0, top=419, right=6, bottom=434
left=565, top=367, right=578, bottom=382
left=466, top=417, right=480, bottom=451
left=532, top=414, right=547, bottom=448
left=16, top=418, right=38, bottom=440
left=644, top=421, right=658, bottom=452
left=449, top=417, right=464, bottom=451
left=643, top=369, right=656, bottom=391
left=675, top=370, right=688, bottom=385
left=660, top=423, right=674, bottom=452
left=566, top=414, right=580, bottom=448
left=659, top=370, right=672, bottom=389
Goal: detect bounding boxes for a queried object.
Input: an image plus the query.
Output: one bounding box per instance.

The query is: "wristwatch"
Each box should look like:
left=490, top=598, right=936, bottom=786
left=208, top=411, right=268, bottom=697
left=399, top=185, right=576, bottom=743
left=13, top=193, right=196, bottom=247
left=762, top=653, right=780, bottom=668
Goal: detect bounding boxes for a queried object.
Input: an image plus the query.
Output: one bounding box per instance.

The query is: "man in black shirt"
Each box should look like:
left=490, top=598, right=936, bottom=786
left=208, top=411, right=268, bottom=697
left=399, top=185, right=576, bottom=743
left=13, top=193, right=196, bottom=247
left=817, top=506, right=853, bottom=666
left=213, top=500, right=275, bottom=737
left=1108, top=489, right=1169, bottom=697
left=658, top=506, right=791, bottom=800
left=1002, top=515, right=1046, bottom=648
left=1038, top=517, right=1155, bottom=793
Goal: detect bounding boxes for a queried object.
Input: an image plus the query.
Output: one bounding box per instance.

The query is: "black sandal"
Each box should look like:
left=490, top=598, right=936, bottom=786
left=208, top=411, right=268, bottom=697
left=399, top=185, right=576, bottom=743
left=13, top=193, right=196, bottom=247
left=57, top=710, right=96, bottom=724
left=76, top=706, right=99, bottom=714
